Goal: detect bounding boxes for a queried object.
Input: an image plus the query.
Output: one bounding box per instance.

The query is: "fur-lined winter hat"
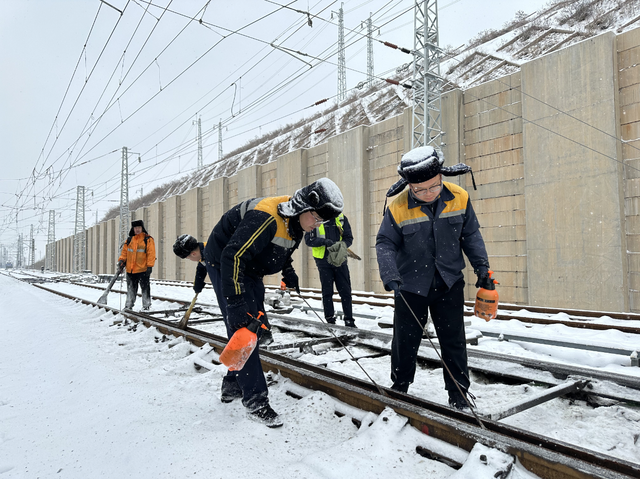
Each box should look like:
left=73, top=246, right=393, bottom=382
left=278, top=177, right=344, bottom=220
left=128, top=219, right=148, bottom=236
left=386, top=146, right=476, bottom=197
left=173, top=234, right=198, bottom=259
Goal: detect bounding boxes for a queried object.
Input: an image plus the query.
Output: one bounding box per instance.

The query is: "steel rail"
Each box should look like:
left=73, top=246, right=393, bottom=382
left=53, top=281, right=640, bottom=400
left=29, top=282, right=640, bottom=479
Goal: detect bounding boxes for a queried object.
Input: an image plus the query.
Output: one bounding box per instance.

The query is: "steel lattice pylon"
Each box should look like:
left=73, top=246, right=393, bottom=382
left=412, top=0, right=443, bottom=149
left=337, top=3, right=346, bottom=102
left=218, top=119, right=223, bottom=161
left=46, top=210, right=56, bottom=271
left=119, top=147, right=130, bottom=262
left=73, top=186, right=86, bottom=273
left=29, top=224, right=35, bottom=267
left=195, top=116, right=203, bottom=170
left=367, top=13, right=374, bottom=87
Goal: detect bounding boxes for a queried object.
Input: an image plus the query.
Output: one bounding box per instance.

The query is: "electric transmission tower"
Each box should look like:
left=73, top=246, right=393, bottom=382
left=412, top=0, right=443, bottom=149
left=16, top=234, right=23, bottom=268
left=73, top=186, right=86, bottom=273
left=119, top=147, right=130, bottom=251
left=29, top=224, right=35, bottom=267
left=46, top=210, right=56, bottom=271
left=193, top=115, right=203, bottom=170
left=366, top=12, right=374, bottom=87
left=336, top=3, right=346, bottom=102
left=218, top=119, right=223, bottom=161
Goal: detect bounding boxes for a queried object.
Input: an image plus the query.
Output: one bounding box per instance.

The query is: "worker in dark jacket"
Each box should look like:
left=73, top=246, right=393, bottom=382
left=304, top=213, right=355, bottom=327
left=376, top=146, right=492, bottom=410
left=172, top=178, right=344, bottom=428
left=118, top=219, right=155, bottom=310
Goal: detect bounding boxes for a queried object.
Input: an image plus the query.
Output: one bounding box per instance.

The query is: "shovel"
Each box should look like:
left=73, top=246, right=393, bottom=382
left=178, top=293, right=198, bottom=329
left=97, top=263, right=125, bottom=305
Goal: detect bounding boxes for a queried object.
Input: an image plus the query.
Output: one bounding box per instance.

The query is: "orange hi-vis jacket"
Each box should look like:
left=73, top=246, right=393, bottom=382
left=119, top=233, right=156, bottom=274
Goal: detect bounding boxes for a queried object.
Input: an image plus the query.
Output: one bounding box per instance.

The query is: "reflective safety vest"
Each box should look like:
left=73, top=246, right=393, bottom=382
left=312, top=213, right=344, bottom=259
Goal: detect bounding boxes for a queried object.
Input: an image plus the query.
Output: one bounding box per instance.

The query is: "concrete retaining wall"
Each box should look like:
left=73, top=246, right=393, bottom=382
left=52, top=27, right=640, bottom=313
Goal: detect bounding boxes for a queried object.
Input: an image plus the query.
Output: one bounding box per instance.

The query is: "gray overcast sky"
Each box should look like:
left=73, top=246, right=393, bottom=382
left=0, top=0, right=549, bottom=262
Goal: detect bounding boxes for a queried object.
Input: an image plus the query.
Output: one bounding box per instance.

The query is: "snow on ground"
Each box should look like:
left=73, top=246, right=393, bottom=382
left=1, top=271, right=640, bottom=477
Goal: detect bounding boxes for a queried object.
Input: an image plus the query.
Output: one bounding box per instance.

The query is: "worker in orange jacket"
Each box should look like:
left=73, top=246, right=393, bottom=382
left=118, top=220, right=156, bottom=310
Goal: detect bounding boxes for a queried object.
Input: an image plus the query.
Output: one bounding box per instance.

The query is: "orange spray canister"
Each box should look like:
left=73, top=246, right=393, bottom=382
left=219, top=311, right=267, bottom=371
left=474, top=270, right=499, bottom=321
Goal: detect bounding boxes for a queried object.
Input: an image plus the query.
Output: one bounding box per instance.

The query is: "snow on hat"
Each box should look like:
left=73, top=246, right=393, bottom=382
left=173, top=234, right=198, bottom=259
left=278, top=177, right=344, bottom=220
left=386, top=146, right=476, bottom=197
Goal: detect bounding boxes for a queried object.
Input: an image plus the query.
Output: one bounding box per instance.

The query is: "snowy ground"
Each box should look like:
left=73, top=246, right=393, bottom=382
left=1, top=271, right=639, bottom=477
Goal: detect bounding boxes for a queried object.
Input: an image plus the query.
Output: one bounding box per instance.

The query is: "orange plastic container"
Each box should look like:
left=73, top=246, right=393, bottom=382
left=219, top=312, right=266, bottom=371
left=474, top=270, right=499, bottom=321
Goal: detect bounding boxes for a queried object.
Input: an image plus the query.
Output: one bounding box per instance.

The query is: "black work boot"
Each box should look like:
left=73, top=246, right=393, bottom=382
left=325, top=316, right=336, bottom=324
left=220, top=377, right=243, bottom=403
left=448, top=389, right=470, bottom=411
left=391, top=382, right=409, bottom=393
left=344, top=318, right=356, bottom=328
left=249, top=404, right=283, bottom=428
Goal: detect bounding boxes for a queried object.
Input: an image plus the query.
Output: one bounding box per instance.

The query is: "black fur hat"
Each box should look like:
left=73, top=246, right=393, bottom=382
left=128, top=219, right=148, bottom=236
left=278, top=178, right=344, bottom=220
left=173, top=234, right=198, bottom=259
left=386, top=146, right=475, bottom=197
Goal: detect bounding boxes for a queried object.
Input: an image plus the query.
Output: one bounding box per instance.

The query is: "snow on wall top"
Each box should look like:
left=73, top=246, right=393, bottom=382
left=102, top=0, right=640, bottom=222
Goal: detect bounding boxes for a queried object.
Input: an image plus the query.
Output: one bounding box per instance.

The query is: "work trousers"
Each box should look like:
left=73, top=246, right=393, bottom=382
left=125, top=271, right=151, bottom=309
left=391, top=274, right=469, bottom=393
left=209, top=264, right=269, bottom=412
left=317, top=261, right=353, bottom=320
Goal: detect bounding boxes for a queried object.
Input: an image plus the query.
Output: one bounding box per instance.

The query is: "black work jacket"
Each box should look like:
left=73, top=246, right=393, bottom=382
left=376, top=182, right=489, bottom=297
left=199, top=196, right=302, bottom=298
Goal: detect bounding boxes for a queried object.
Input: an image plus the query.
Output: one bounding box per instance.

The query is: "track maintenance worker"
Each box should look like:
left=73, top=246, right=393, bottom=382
left=304, top=213, right=356, bottom=327
left=376, top=146, right=492, bottom=410
left=172, top=178, right=344, bottom=427
left=118, top=219, right=156, bottom=311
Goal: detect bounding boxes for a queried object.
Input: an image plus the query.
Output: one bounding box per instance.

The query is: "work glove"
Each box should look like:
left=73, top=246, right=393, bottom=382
left=117, top=259, right=126, bottom=269
left=324, top=239, right=335, bottom=247
left=225, top=296, right=252, bottom=332
left=282, top=269, right=300, bottom=295
left=475, top=271, right=494, bottom=289
left=193, top=276, right=205, bottom=294
left=386, top=280, right=402, bottom=294
left=146, top=267, right=152, bottom=275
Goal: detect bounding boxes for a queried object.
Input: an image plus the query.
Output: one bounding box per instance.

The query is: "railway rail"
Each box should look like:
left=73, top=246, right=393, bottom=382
left=149, top=278, right=640, bottom=335
left=29, top=278, right=640, bottom=403
left=5, top=272, right=636, bottom=478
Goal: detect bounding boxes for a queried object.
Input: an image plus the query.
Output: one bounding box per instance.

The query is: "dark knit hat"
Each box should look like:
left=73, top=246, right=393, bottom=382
left=173, top=234, right=198, bottom=259
left=386, top=146, right=476, bottom=197
left=278, top=177, right=344, bottom=220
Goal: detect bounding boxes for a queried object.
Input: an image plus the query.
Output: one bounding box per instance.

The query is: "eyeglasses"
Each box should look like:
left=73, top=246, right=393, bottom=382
left=310, top=211, right=329, bottom=225
left=411, top=183, right=442, bottom=196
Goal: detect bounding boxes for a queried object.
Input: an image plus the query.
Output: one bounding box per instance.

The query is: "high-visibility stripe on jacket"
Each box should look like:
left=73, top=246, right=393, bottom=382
left=312, top=213, right=344, bottom=259
left=375, top=181, right=489, bottom=297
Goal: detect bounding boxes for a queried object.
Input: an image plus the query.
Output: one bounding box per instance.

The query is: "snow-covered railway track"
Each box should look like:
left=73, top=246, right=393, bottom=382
left=27, top=280, right=640, bottom=479
left=42, top=279, right=640, bottom=403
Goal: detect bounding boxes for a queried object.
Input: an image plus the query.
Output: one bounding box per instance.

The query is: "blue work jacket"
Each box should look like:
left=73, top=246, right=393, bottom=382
left=376, top=181, right=489, bottom=297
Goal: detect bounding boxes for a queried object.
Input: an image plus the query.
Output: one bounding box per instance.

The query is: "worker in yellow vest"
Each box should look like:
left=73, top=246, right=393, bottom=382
left=304, top=213, right=355, bottom=327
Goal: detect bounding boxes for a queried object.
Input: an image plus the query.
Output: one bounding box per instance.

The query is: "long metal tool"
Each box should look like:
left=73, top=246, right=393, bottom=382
left=295, top=290, right=387, bottom=396
left=178, top=293, right=198, bottom=329
left=97, top=264, right=125, bottom=305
